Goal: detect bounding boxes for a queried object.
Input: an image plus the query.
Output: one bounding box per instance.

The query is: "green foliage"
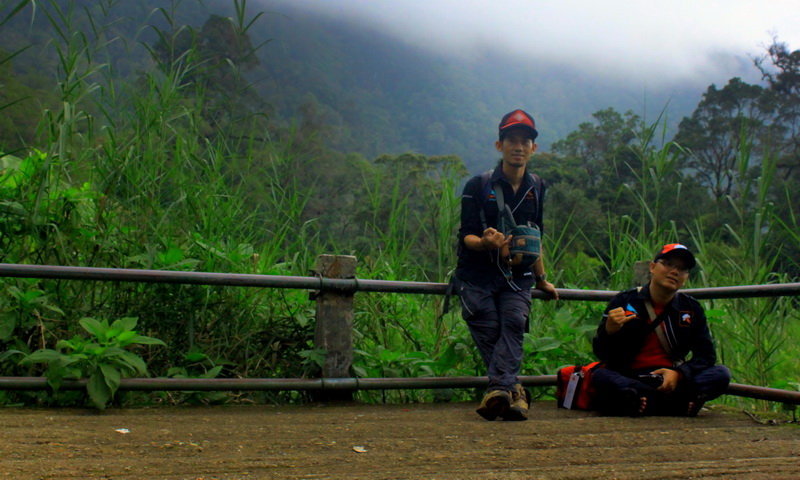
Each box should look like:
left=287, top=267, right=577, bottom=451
left=0, top=282, right=64, bottom=343
left=524, top=307, right=599, bottom=374
left=757, top=40, right=800, bottom=183
left=165, top=350, right=230, bottom=405
left=19, top=316, right=165, bottom=409
left=685, top=147, right=798, bottom=392
left=673, top=78, right=774, bottom=200
left=146, top=1, right=266, bottom=130
left=0, top=0, right=797, bottom=414
left=551, top=108, right=643, bottom=193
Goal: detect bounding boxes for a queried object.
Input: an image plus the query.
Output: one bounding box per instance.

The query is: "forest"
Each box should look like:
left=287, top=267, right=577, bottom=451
left=0, top=0, right=798, bottom=410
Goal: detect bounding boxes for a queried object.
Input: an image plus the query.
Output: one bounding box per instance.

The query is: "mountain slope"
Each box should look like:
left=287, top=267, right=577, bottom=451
left=249, top=2, right=715, bottom=170
left=2, top=1, right=752, bottom=172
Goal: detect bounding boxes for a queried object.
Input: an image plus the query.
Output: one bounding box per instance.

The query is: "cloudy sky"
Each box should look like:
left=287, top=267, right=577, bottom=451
left=268, top=0, right=799, bottom=87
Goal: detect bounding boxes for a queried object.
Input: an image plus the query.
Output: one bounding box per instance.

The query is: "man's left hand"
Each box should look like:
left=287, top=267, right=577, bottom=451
left=536, top=280, right=559, bottom=300
left=652, top=368, right=681, bottom=393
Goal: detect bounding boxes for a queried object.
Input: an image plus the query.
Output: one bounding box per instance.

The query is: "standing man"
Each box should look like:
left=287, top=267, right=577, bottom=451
left=455, top=109, right=558, bottom=421
left=592, top=244, right=731, bottom=416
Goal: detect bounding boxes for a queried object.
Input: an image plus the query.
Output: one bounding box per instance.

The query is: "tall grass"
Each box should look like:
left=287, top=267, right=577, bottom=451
left=1, top=0, right=323, bottom=403
left=1, top=0, right=797, bottom=409
left=687, top=148, right=799, bottom=393
left=350, top=157, right=476, bottom=403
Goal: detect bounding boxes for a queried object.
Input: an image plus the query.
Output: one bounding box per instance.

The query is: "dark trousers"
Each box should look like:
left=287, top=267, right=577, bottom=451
left=457, top=275, right=533, bottom=392
left=592, top=365, right=731, bottom=416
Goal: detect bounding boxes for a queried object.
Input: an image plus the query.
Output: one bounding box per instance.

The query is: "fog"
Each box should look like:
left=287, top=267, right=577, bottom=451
left=263, top=0, right=799, bottom=87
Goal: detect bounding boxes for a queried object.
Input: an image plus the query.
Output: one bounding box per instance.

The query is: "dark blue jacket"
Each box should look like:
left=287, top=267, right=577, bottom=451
left=455, top=164, right=545, bottom=284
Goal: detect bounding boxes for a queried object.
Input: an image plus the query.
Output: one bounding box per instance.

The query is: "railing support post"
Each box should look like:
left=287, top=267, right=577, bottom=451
left=633, top=260, right=650, bottom=286
left=313, top=255, right=356, bottom=400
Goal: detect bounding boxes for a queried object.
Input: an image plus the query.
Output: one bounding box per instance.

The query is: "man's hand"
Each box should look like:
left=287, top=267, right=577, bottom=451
left=535, top=280, right=559, bottom=300
left=480, top=227, right=508, bottom=251
left=652, top=368, right=681, bottom=393
left=604, top=307, right=636, bottom=334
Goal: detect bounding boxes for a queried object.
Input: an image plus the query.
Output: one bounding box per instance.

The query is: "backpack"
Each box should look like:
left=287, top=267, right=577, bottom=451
left=556, top=361, right=603, bottom=410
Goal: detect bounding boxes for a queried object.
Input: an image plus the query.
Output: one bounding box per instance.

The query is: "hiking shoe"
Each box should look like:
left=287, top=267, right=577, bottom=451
left=476, top=390, right=512, bottom=420
left=502, top=383, right=529, bottom=421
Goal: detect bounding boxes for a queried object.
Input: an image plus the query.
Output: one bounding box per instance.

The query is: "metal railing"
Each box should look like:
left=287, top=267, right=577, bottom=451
left=1, top=261, right=799, bottom=405
left=2, top=262, right=800, bottom=299
left=0, top=375, right=796, bottom=404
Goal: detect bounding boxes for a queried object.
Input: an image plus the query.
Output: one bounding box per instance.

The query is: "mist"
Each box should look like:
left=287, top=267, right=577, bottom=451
left=261, top=0, right=799, bottom=87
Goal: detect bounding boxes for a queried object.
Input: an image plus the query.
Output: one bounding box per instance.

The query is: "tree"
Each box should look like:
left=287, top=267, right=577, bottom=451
left=147, top=10, right=265, bottom=131
left=755, top=40, right=800, bottom=276
left=551, top=108, right=642, bottom=187
left=550, top=108, right=645, bottom=216
left=0, top=51, right=59, bottom=153
left=673, top=78, right=775, bottom=200
left=756, top=40, right=800, bottom=181
left=529, top=151, right=604, bottom=255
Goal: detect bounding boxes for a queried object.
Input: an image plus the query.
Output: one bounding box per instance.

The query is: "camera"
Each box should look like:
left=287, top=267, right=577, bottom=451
left=637, top=373, right=664, bottom=388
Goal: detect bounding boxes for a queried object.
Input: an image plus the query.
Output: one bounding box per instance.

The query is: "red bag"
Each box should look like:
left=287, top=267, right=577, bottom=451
left=556, top=362, right=602, bottom=410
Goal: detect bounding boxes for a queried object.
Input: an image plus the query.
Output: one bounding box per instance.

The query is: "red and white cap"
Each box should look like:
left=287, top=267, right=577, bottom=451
left=653, top=243, right=696, bottom=269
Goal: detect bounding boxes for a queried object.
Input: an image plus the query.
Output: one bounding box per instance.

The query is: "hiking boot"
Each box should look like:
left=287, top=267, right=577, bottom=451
left=475, top=389, right=511, bottom=420
left=502, top=384, right=529, bottom=421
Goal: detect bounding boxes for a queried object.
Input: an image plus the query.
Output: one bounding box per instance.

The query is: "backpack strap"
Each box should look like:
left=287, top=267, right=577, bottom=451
left=527, top=172, right=544, bottom=229
left=478, top=170, right=514, bottom=281
left=479, top=169, right=543, bottom=232
left=643, top=299, right=673, bottom=356
left=492, top=181, right=517, bottom=234
left=478, top=170, right=493, bottom=230
left=636, top=287, right=674, bottom=355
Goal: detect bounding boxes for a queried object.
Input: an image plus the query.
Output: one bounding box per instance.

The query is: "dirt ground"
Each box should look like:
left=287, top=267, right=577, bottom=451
left=0, top=401, right=798, bottom=480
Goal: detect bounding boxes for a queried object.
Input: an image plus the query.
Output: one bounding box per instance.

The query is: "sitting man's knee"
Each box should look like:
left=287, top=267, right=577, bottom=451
left=703, top=365, right=732, bottom=385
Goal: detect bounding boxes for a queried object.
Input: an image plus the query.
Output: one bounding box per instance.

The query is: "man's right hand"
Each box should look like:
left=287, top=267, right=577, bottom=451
left=604, top=307, right=637, bottom=334
left=480, top=227, right=508, bottom=251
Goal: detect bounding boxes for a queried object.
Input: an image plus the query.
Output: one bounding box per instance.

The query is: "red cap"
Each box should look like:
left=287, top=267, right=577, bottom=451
left=653, top=243, right=696, bottom=269
left=499, top=109, right=538, bottom=140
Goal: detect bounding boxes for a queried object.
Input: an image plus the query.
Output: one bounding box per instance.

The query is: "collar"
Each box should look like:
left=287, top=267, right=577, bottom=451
left=491, top=163, right=532, bottom=188
left=637, top=283, right=681, bottom=311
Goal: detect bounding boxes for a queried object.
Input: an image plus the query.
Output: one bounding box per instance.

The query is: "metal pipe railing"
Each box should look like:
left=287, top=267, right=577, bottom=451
left=2, top=263, right=799, bottom=301
left=1, top=262, right=799, bottom=407
left=0, top=376, right=796, bottom=404
left=726, top=383, right=800, bottom=404
left=0, top=376, right=554, bottom=392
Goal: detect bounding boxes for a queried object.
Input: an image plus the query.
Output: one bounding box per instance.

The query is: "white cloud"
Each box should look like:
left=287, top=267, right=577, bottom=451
left=266, top=0, right=800, bottom=85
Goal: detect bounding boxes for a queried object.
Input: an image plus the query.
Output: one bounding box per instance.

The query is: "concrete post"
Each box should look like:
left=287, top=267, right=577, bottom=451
left=313, top=255, right=356, bottom=399
left=633, top=260, right=650, bottom=286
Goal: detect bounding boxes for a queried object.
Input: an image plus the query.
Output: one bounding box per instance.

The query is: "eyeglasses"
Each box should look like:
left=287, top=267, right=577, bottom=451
left=657, top=259, right=690, bottom=274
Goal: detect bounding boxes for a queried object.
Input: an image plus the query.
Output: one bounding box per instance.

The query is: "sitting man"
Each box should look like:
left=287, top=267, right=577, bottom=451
left=592, top=243, right=731, bottom=416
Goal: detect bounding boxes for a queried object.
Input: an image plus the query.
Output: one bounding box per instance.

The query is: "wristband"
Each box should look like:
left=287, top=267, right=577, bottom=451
left=534, top=273, right=547, bottom=283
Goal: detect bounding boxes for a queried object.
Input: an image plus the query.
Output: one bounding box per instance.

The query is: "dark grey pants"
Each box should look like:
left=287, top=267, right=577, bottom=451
left=457, top=275, right=533, bottom=392
left=592, top=365, right=731, bottom=415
